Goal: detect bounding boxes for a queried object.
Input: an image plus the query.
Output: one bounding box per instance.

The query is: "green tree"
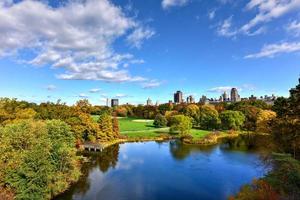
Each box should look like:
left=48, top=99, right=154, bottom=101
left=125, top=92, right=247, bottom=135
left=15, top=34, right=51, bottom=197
left=272, top=97, right=289, bottom=118
left=197, top=105, right=220, bottom=130
left=153, top=114, right=167, bottom=128
left=220, top=110, right=245, bottom=130
left=169, top=115, right=192, bottom=136
left=0, top=120, right=80, bottom=199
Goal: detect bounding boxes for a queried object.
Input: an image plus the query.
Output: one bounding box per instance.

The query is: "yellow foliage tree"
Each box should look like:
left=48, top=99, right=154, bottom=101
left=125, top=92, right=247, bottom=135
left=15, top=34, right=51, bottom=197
left=256, top=110, right=276, bottom=133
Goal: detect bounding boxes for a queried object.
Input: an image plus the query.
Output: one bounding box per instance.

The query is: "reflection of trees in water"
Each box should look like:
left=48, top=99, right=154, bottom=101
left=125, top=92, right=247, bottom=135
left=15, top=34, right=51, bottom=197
left=53, top=144, right=120, bottom=200
left=169, top=134, right=275, bottom=160
left=220, top=134, right=275, bottom=152
left=169, top=140, right=215, bottom=160
left=98, top=144, right=120, bottom=172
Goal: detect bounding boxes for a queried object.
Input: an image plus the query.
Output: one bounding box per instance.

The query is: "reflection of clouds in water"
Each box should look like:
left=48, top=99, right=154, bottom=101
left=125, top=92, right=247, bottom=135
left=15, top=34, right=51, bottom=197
left=116, top=158, right=144, bottom=170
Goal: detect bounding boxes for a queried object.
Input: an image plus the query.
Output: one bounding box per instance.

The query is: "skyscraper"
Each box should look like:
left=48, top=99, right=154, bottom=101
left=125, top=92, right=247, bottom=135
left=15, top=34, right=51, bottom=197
left=146, top=98, right=153, bottom=106
left=111, top=99, right=119, bottom=107
left=230, top=88, right=240, bottom=102
left=174, top=91, right=183, bottom=104
left=106, top=98, right=111, bottom=107
left=222, top=91, right=228, bottom=102
left=186, top=95, right=195, bottom=104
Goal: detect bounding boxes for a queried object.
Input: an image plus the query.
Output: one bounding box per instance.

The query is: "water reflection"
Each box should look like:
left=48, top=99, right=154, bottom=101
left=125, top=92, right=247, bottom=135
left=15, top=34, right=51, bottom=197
left=54, top=135, right=270, bottom=200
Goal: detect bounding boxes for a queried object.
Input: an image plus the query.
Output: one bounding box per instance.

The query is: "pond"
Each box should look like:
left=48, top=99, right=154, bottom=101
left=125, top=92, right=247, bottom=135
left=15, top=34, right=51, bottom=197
left=54, top=135, right=271, bottom=200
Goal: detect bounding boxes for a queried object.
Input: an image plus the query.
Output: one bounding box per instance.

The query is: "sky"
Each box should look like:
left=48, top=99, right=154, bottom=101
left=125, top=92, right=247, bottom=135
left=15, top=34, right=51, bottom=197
left=0, top=0, right=299, bottom=105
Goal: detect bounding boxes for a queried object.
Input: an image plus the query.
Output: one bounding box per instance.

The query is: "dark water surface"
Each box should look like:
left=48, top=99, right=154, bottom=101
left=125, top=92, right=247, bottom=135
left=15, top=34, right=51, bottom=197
left=55, top=136, right=270, bottom=200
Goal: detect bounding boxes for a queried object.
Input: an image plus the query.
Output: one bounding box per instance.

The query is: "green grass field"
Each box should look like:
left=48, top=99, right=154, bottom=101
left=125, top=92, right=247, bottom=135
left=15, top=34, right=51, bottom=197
left=92, top=116, right=212, bottom=139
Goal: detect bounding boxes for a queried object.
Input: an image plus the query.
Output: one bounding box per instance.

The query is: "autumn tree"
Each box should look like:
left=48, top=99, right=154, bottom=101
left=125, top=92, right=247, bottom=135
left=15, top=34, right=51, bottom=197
left=112, top=114, right=120, bottom=138
left=256, top=110, right=276, bottom=133
left=98, top=113, right=114, bottom=140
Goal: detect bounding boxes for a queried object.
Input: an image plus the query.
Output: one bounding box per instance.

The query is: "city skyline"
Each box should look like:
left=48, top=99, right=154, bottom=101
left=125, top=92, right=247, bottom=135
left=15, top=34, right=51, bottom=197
left=0, top=0, right=299, bottom=105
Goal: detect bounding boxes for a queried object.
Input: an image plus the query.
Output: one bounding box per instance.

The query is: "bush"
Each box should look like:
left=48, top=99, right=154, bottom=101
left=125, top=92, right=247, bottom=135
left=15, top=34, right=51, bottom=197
left=153, top=114, right=167, bottom=128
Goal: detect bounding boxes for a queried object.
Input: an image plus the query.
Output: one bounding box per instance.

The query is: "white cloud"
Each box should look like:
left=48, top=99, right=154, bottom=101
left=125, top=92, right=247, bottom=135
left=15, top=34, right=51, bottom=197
left=241, top=0, right=300, bottom=33
left=46, top=84, right=56, bottom=91
left=142, top=80, right=163, bottom=89
left=126, top=27, right=155, bottom=49
left=115, top=94, right=130, bottom=98
left=207, top=84, right=255, bottom=93
left=245, top=42, right=300, bottom=58
left=89, top=88, right=101, bottom=93
left=207, top=86, right=233, bottom=93
left=162, top=0, right=189, bottom=9
left=287, top=20, right=300, bottom=36
left=79, top=93, right=88, bottom=98
left=216, top=0, right=300, bottom=38
left=217, top=17, right=238, bottom=37
left=208, top=9, right=216, bottom=20
left=0, top=0, right=154, bottom=83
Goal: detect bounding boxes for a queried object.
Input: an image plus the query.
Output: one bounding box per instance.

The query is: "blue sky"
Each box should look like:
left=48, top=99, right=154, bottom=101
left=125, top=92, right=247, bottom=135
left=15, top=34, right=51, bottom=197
left=0, top=0, right=299, bottom=105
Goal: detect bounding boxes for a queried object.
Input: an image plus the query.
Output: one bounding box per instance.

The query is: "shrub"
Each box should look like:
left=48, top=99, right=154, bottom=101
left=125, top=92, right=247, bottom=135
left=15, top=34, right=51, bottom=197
left=153, top=114, right=167, bottom=128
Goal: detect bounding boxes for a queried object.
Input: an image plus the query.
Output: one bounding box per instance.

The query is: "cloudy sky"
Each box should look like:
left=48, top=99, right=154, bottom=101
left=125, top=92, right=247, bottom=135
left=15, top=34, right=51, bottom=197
left=0, top=0, right=299, bottom=105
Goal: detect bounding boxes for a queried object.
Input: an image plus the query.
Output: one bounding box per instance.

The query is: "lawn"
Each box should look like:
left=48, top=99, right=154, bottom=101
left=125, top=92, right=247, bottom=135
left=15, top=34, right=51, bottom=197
left=92, top=116, right=213, bottom=140
left=189, top=129, right=211, bottom=139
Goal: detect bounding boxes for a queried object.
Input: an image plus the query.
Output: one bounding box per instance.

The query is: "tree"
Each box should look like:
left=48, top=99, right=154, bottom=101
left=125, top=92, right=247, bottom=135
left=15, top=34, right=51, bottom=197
left=272, top=97, right=289, bottom=118
left=112, top=114, right=120, bottom=138
left=196, top=105, right=220, bottom=130
left=220, top=111, right=245, bottom=130
left=271, top=78, right=300, bottom=158
left=158, top=103, right=173, bottom=115
left=75, top=99, right=92, bottom=114
left=256, top=110, right=276, bottom=133
left=114, top=106, right=127, bottom=117
left=0, top=120, right=80, bottom=199
left=237, top=105, right=261, bottom=131
left=98, top=113, right=114, bottom=140
left=184, top=104, right=199, bottom=118
left=153, top=114, right=167, bottom=128
left=169, top=115, right=192, bottom=136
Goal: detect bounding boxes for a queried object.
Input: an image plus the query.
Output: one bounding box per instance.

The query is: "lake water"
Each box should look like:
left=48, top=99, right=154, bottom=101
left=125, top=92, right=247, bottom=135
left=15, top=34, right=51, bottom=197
left=55, top=136, right=270, bottom=200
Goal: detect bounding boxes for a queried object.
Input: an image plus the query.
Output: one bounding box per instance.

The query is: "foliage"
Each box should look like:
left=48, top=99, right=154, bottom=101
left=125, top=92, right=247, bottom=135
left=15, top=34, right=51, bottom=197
left=0, top=120, right=80, bottom=200
left=234, top=105, right=261, bottom=131
left=272, top=97, right=289, bottom=118
left=196, top=105, right=220, bottom=130
left=169, top=115, right=192, bottom=136
left=114, top=106, right=128, bottom=117
left=219, top=110, right=245, bottom=130
left=112, top=115, right=120, bottom=137
left=153, top=114, right=167, bottom=128
left=256, top=110, right=276, bottom=133
left=98, top=113, right=114, bottom=140
left=229, top=179, right=279, bottom=200
left=158, top=103, right=173, bottom=115
left=271, top=78, right=300, bottom=158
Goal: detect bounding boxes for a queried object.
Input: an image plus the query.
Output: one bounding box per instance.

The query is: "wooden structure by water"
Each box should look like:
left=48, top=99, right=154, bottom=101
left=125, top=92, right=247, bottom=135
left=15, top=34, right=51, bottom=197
left=82, top=142, right=103, bottom=152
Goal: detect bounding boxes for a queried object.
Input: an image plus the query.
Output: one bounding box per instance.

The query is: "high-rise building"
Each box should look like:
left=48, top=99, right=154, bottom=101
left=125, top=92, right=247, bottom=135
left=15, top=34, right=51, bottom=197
left=174, top=91, right=183, bottom=104
left=222, top=91, right=229, bottom=102
left=186, top=95, right=195, bottom=104
left=230, top=88, right=240, bottom=102
left=111, top=99, right=119, bottom=107
left=106, top=98, right=111, bottom=107
left=146, top=98, right=153, bottom=106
